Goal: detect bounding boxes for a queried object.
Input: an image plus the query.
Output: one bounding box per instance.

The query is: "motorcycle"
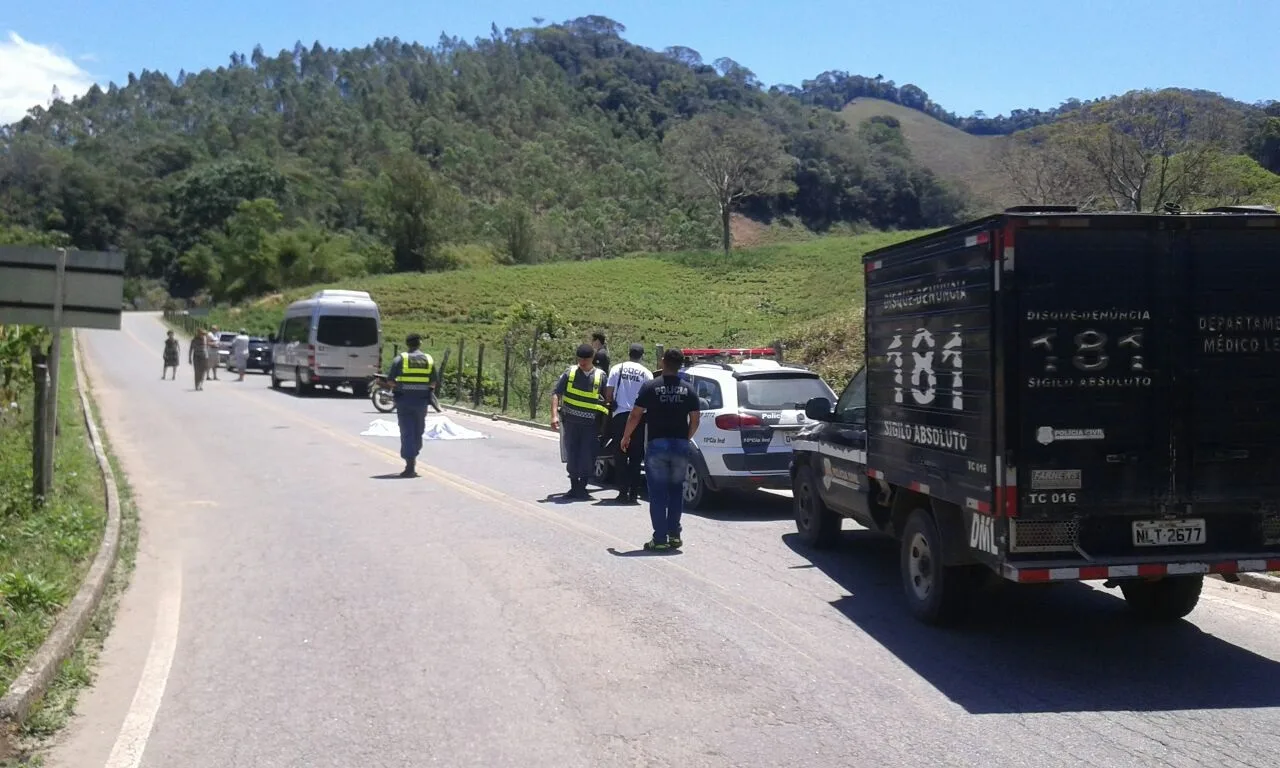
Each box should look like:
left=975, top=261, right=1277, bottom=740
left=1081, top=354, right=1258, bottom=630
left=370, top=374, right=397, bottom=413
left=369, top=374, right=443, bottom=414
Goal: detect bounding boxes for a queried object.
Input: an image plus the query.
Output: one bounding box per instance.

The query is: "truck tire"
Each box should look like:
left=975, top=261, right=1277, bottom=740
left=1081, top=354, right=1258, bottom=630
left=1119, top=575, right=1203, bottom=622
left=793, top=466, right=841, bottom=549
left=900, top=508, right=974, bottom=626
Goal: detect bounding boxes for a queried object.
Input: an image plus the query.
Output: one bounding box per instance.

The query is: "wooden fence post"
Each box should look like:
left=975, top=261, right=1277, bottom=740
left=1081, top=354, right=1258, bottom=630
left=29, top=347, right=50, bottom=505
left=456, top=338, right=465, bottom=403
left=772, top=340, right=784, bottom=363
left=528, top=326, right=539, bottom=420
left=501, top=339, right=512, bottom=412
left=438, top=349, right=451, bottom=397
left=474, top=343, right=485, bottom=407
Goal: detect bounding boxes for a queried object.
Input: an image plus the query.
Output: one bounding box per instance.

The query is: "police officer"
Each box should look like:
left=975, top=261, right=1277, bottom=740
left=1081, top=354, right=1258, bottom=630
left=384, top=333, right=435, bottom=478
left=551, top=343, right=608, bottom=499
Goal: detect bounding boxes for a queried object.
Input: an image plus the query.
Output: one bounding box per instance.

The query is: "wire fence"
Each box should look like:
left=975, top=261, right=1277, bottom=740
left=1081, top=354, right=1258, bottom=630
left=161, top=310, right=785, bottom=423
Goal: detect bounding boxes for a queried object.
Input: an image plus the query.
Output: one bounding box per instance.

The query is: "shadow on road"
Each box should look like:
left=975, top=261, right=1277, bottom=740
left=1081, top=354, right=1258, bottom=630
left=685, top=490, right=793, bottom=523
left=267, top=384, right=361, bottom=400
left=607, top=547, right=683, bottom=557
left=783, top=530, right=1280, bottom=714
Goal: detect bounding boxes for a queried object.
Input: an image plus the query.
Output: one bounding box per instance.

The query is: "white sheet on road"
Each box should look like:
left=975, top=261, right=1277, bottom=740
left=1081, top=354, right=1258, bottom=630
left=361, top=417, right=488, bottom=441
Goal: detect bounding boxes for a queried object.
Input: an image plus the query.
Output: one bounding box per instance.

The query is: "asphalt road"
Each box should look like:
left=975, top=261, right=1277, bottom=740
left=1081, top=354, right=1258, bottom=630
left=47, top=312, right=1280, bottom=768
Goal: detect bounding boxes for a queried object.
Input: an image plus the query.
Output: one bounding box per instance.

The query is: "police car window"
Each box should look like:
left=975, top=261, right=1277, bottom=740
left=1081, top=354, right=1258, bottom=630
left=690, top=377, right=723, bottom=410
left=835, top=369, right=867, bottom=423
left=738, top=375, right=833, bottom=410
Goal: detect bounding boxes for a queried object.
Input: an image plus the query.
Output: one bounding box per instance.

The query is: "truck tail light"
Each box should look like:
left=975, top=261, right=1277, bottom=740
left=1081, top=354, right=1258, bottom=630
left=715, top=413, right=762, bottom=430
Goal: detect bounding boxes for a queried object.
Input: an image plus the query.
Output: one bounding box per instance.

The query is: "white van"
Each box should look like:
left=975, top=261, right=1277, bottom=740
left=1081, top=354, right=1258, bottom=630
left=270, top=289, right=382, bottom=397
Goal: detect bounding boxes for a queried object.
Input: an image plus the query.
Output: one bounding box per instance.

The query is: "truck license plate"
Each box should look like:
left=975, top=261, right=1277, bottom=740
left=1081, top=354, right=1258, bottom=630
left=1132, top=519, right=1206, bottom=547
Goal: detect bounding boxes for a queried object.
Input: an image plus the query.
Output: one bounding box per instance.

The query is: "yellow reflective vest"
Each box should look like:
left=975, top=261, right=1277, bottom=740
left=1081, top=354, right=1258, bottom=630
left=396, top=351, right=434, bottom=389
left=561, top=366, right=607, bottom=415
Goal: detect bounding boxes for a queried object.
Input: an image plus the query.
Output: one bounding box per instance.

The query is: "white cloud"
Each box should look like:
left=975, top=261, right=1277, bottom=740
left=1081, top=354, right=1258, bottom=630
left=0, top=31, right=96, bottom=124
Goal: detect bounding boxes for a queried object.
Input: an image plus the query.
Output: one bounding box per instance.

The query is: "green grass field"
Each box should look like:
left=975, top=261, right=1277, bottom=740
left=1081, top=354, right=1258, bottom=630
left=840, top=98, right=1015, bottom=213
left=0, top=334, right=106, bottom=696
left=201, top=231, right=927, bottom=419
left=210, top=232, right=920, bottom=352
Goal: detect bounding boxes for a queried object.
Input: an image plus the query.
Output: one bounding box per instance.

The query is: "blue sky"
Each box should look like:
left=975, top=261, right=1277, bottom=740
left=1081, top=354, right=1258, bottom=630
left=2, top=0, right=1278, bottom=123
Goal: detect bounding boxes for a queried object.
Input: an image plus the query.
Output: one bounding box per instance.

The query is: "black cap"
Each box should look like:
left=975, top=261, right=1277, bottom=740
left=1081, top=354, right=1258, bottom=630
left=406, top=333, right=421, bottom=347
left=662, top=348, right=684, bottom=367
left=576, top=343, right=594, bottom=360
left=628, top=343, right=645, bottom=360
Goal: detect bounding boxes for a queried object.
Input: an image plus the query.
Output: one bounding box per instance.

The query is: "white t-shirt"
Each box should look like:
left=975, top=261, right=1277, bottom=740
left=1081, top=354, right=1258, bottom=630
left=607, top=360, right=654, bottom=414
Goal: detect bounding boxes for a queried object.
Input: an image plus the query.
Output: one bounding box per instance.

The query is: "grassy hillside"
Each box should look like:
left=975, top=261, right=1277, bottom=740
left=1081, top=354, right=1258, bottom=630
left=841, top=98, right=1015, bottom=213
left=209, top=231, right=925, bottom=362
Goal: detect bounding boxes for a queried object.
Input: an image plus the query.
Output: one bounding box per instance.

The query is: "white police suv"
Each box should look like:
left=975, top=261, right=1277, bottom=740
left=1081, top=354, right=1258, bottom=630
left=678, top=349, right=837, bottom=509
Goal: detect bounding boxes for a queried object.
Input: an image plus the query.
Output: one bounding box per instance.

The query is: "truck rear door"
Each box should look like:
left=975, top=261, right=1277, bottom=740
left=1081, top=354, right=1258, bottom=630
left=1015, top=222, right=1174, bottom=558
left=1187, top=223, right=1280, bottom=549
left=1012, top=215, right=1280, bottom=559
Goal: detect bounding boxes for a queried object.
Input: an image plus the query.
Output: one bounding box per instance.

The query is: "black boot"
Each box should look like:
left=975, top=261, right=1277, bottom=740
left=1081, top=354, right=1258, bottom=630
left=564, top=477, right=582, bottom=498
left=400, top=459, right=417, bottom=478
left=576, top=477, right=593, bottom=498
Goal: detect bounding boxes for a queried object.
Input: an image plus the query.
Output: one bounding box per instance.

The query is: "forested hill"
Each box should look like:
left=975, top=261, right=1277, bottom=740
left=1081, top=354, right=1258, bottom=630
left=0, top=16, right=965, bottom=301
left=2, top=15, right=1276, bottom=305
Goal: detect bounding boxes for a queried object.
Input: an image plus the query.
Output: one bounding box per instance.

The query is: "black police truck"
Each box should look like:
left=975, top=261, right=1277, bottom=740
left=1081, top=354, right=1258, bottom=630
left=790, top=205, right=1280, bottom=625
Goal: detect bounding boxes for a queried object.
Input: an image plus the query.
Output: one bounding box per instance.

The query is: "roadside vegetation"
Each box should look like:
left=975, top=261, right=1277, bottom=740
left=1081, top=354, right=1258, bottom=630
left=0, top=333, right=105, bottom=697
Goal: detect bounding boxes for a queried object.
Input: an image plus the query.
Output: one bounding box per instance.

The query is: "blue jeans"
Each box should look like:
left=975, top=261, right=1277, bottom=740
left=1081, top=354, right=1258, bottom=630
left=396, top=397, right=428, bottom=461
left=645, top=439, right=690, bottom=542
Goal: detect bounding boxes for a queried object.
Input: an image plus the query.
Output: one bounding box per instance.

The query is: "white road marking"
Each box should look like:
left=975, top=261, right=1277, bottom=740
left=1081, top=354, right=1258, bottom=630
left=1200, top=590, right=1280, bottom=622
left=104, top=558, right=182, bottom=768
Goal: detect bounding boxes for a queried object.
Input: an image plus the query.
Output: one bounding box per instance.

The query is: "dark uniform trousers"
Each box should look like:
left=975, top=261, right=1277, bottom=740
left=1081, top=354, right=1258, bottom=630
left=611, top=410, right=644, bottom=493
left=563, top=418, right=598, bottom=481
left=397, top=397, right=428, bottom=461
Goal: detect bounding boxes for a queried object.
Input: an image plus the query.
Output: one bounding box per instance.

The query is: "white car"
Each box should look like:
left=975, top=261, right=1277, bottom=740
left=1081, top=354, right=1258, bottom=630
left=678, top=350, right=837, bottom=509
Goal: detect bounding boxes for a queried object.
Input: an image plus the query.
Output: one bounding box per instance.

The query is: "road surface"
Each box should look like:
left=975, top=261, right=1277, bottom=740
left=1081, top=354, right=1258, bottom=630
left=47, top=312, right=1280, bottom=767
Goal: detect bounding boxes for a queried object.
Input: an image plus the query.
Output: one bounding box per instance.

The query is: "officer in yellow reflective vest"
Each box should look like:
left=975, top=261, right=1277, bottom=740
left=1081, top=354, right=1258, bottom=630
left=551, top=343, right=608, bottom=499
left=385, top=333, right=435, bottom=477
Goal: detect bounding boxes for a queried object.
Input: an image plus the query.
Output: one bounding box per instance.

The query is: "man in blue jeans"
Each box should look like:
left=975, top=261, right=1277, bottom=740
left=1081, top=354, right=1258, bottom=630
left=621, top=348, right=701, bottom=551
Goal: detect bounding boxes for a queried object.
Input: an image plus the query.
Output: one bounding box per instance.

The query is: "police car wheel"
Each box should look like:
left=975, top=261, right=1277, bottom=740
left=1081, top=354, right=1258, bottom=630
left=793, top=466, right=840, bottom=549
left=593, top=455, right=612, bottom=484
left=682, top=462, right=711, bottom=509
left=900, top=508, right=973, bottom=626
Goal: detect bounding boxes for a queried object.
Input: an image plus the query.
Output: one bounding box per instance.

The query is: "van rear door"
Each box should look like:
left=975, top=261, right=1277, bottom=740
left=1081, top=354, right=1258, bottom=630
left=1187, top=222, right=1280, bottom=549
left=314, top=309, right=381, bottom=380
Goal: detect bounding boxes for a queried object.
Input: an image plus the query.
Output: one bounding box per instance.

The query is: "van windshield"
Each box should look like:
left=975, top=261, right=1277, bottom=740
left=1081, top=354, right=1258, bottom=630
left=316, top=316, right=378, bottom=347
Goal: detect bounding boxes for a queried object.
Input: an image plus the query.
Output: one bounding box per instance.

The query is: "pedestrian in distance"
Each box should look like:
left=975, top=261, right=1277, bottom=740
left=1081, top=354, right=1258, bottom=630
left=622, top=348, right=701, bottom=551
left=551, top=343, right=609, bottom=500
left=189, top=328, right=210, bottom=391
left=232, top=328, right=250, bottom=381
left=385, top=333, right=435, bottom=477
left=162, top=330, right=180, bottom=380
left=605, top=343, right=653, bottom=504
left=590, top=331, right=611, bottom=373
left=206, top=325, right=220, bottom=380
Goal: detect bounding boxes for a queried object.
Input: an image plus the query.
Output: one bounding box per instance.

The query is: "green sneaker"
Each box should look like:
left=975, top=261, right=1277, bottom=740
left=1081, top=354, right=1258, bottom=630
left=643, top=538, right=671, bottom=551
left=668, top=536, right=683, bottom=549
